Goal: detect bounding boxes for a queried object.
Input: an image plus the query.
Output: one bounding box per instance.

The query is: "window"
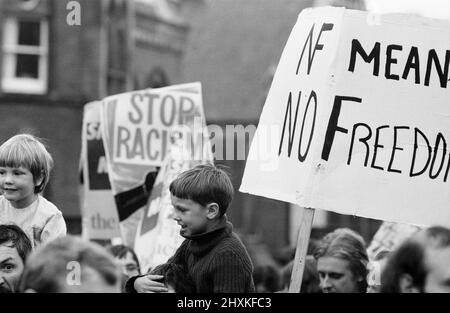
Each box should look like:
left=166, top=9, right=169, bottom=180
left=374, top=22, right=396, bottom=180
left=2, top=17, right=48, bottom=94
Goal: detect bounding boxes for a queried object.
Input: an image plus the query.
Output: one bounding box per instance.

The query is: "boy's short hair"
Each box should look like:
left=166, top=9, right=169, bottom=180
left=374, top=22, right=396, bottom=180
left=0, top=134, right=54, bottom=193
left=19, top=236, right=120, bottom=293
left=0, top=224, right=32, bottom=263
left=169, top=164, right=234, bottom=216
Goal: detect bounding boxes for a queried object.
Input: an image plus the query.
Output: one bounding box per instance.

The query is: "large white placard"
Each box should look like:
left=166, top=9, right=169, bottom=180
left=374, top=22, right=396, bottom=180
left=240, top=7, right=450, bottom=227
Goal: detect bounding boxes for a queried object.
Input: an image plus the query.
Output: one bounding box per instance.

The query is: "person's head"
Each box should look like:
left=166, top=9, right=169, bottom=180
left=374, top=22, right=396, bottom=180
left=380, top=226, right=450, bottom=293
left=0, top=224, right=32, bottom=293
left=20, top=236, right=121, bottom=293
left=106, top=244, right=140, bottom=278
left=280, top=256, right=321, bottom=293
left=314, top=228, right=368, bottom=293
left=169, top=164, right=234, bottom=237
left=0, top=134, right=53, bottom=208
left=151, top=263, right=195, bottom=293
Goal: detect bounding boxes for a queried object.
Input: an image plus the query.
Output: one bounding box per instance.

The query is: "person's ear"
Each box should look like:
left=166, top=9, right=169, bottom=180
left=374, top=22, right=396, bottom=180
left=399, top=274, right=420, bottom=293
left=35, top=172, right=44, bottom=188
left=206, top=203, right=220, bottom=220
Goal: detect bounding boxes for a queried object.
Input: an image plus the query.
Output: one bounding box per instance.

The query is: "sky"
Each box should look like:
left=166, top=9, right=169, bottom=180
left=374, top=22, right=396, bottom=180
left=365, top=0, right=450, bottom=20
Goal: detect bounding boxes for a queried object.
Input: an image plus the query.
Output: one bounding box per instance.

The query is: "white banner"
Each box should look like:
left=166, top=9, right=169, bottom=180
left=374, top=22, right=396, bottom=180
left=240, top=7, right=450, bottom=227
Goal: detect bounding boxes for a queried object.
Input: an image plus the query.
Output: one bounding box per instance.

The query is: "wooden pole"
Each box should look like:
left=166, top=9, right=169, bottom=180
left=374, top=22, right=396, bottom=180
left=288, top=207, right=315, bottom=293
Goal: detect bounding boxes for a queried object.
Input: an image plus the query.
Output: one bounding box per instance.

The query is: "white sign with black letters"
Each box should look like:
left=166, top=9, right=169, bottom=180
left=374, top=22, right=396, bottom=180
left=240, top=7, right=450, bottom=227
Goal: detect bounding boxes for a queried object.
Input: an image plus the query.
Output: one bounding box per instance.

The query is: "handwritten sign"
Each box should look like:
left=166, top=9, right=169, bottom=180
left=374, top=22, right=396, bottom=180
left=240, top=7, right=450, bottom=227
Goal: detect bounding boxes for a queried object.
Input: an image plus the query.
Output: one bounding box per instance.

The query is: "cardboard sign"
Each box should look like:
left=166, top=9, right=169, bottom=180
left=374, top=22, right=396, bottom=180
left=240, top=7, right=450, bottom=227
left=101, top=83, right=211, bottom=246
left=81, top=101, right=121, bottom=239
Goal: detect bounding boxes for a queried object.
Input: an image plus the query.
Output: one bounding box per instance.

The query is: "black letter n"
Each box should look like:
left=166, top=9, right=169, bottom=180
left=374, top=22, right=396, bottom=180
left=278, top=91, right=301, bottom=157
left=296, top=23, right=334, bottom=75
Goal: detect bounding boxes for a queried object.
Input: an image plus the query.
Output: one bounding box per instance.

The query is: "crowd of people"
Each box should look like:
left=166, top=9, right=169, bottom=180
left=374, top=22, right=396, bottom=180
left=0, top=134, right=449, bottom=293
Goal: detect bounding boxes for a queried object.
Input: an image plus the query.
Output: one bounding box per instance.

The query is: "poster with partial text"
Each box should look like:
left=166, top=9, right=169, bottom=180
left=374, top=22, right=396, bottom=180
left=101, top=83, right=212, bottom=246
left=81, top=101, right=121, bottom=240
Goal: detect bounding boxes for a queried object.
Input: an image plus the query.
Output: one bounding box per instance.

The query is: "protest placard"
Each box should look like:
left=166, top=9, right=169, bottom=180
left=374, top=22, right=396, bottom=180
left=101, top=83, right=211, bottom=246
left=240, top=6, right=450, bottom=292
left=81, top=101, right=121, bottom=240
left=240, top=7, right=450, bottom=228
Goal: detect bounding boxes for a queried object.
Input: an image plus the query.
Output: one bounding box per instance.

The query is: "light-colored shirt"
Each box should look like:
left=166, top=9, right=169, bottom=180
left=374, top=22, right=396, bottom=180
left=0, top=195, right=67, bottom=248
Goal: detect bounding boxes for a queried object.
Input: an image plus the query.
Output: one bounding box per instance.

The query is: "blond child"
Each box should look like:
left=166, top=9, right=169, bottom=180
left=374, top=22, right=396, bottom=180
left=0, top=134, right=66, bottom=248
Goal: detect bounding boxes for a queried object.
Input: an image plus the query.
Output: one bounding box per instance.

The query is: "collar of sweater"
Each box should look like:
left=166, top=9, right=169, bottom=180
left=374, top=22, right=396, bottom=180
left=183, top=215, right=233, bottom=256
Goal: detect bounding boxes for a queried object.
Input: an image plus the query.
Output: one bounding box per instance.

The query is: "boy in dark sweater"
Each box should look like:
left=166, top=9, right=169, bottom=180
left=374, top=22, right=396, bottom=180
left=126, top=164, right=255, bottom=293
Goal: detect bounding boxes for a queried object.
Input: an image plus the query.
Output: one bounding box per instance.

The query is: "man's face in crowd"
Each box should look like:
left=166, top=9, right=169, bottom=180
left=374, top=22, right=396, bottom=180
left=317, top=256, right=361, bottom=293
left=171, top=195, right=209, bottom=237
left=116, top=251, right=139, bottom=278
left=423, top=246, right=450, bottom=293
left=0, top=242, right=25, bottom=293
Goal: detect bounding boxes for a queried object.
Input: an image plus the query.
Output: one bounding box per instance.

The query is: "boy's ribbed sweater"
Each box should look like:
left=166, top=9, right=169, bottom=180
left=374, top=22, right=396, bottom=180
left=172, top=216, right=255, bottom=293
left=126, top=216, right=255, bottom=293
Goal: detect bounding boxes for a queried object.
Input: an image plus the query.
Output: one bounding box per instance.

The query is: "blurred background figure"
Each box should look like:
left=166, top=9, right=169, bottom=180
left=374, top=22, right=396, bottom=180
left=106, top=244, right=141, bottom=278
left=279, top=255, right=321, bottom=293
left=314, top=228, right=368, bottom=293
left=381, top=226, right=450, bottom=293
left=20, top=236, right=121, bottom=293
left=0, top=224, right=32, bottom=293
left=253, top=264, right=281, bottom=293
left=151, top=262, right=196, bottom=293
left=106, top=244, right=141, bottom=292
